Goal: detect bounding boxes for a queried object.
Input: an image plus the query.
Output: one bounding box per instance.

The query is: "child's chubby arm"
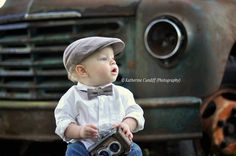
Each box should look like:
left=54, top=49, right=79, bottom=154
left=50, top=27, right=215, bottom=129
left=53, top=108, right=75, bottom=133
left=113, top=117, right=138, bottom=141
left=65, top=123, right=99, bottom=139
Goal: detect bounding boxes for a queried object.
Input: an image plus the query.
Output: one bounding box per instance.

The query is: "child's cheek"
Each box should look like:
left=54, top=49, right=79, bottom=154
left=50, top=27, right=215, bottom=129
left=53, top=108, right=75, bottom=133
left=97, top=65, right=109, bottom=74
left=92, top=69, right=104, bottom=79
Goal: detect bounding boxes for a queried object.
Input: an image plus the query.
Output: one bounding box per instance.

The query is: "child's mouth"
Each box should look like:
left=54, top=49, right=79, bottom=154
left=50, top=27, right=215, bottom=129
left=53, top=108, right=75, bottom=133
left=111, top=68, right=117, bottom=74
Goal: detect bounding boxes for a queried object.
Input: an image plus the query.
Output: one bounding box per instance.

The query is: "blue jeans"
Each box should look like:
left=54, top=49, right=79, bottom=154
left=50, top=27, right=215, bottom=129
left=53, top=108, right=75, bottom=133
left=66, top=141, right=142, bottom=156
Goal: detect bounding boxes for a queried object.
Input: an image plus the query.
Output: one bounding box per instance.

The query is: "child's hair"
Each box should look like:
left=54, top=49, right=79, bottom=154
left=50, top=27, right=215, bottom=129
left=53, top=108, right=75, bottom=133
left=67, top=64, right=79, bottom=82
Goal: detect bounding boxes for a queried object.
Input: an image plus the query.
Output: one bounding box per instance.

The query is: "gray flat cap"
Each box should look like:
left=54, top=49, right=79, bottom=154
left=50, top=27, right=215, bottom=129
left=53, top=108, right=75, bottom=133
left=63, top=36, right=125, bottom=72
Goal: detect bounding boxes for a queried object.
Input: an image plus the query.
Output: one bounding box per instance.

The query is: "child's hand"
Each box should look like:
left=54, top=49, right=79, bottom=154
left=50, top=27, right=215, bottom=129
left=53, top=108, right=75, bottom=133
left=113, top=122, right=133, bottom=141
left=79, top=124, right=98, bottom=139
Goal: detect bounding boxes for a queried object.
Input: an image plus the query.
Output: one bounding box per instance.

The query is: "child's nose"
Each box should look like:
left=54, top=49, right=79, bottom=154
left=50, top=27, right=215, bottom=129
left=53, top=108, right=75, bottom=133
left=110, top=58, right=116, bottom=65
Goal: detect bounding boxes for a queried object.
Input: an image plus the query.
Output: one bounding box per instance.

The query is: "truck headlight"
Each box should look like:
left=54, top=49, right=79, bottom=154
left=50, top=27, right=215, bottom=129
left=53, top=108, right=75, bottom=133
left=144, top=16, right=186, bottom=60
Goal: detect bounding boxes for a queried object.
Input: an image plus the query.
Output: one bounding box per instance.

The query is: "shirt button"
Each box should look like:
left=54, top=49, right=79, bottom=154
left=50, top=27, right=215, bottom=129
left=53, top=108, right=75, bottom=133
left=99, top=98, right=104, bottom=102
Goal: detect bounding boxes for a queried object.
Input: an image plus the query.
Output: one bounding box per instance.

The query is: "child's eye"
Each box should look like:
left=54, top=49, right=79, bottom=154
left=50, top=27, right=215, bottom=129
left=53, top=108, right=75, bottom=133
left=99, top=57, right=108, bottom=61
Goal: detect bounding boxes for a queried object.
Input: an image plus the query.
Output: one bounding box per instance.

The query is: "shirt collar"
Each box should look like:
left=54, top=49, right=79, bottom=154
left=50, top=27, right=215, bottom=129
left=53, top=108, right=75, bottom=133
left=76, top=81, right=113, bottom=91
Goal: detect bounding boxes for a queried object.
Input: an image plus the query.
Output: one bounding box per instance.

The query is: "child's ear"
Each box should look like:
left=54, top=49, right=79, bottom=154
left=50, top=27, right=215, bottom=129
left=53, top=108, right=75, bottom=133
left=75, top=64, right=87, bottom=77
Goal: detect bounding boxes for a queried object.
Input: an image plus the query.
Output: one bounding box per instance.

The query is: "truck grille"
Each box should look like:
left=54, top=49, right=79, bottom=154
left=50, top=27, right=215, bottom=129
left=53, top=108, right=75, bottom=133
left=0, top=18, right=123, bottom=100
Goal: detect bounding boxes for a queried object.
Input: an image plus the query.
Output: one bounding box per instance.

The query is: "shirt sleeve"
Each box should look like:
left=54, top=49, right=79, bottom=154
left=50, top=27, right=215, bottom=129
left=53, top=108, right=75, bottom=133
left=54, top=91, right=77, bottom=142
left=122, top=88, right=145, bottom=133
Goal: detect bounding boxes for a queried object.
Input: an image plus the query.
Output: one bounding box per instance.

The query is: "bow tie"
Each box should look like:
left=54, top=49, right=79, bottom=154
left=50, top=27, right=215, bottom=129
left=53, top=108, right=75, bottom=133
left=85, top=85, right=113, bottom=100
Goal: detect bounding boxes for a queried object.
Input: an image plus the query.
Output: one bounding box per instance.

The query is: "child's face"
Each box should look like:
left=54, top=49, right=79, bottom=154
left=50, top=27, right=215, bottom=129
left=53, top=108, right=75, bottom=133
left=81, top=47, right=119, bottom=86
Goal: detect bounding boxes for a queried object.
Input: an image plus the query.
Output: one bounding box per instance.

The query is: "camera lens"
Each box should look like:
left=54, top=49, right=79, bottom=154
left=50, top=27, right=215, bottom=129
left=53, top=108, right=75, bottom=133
left=98, top=150, right=110, bottom=156
left=109, top=142, right=121, bottom=153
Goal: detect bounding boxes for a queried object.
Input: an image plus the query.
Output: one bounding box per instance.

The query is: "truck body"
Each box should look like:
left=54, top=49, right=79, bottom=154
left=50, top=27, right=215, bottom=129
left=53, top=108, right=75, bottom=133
left=0, top=0, right=235, bottom=154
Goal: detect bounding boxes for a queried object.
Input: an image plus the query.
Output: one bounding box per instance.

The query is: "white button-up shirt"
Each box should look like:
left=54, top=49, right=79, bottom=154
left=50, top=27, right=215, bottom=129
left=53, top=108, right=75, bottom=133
left=54, top=82, right=145, bottom=149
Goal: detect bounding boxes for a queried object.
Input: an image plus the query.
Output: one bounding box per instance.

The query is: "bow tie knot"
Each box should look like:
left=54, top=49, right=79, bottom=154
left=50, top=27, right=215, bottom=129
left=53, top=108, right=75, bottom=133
left=87, top=85, right=113, bottom=100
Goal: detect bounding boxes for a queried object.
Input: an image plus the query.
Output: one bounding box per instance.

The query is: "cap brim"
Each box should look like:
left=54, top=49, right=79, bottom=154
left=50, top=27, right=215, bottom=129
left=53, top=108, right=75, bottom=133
left=99, top=40, right=125, bottom=55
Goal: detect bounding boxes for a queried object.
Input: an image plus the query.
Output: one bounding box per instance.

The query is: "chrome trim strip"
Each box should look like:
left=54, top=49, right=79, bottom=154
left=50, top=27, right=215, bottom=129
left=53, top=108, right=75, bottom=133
left=25, top=11, right=82, bottom=20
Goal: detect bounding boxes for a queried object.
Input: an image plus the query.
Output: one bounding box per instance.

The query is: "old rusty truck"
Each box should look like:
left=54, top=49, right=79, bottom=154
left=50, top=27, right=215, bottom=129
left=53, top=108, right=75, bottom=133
left=0, top=0, right=236, bottom=155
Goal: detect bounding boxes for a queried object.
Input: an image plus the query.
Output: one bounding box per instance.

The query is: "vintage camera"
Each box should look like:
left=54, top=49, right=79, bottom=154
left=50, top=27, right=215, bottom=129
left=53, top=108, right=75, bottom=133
left=88, top=127, right=131, bottom=156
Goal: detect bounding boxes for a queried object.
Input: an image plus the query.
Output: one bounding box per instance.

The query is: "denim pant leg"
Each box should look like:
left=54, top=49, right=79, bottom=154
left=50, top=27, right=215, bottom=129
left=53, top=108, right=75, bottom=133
left=66, top=141, right=90, bottom=156
left=127, top=142, right=143, bottom=156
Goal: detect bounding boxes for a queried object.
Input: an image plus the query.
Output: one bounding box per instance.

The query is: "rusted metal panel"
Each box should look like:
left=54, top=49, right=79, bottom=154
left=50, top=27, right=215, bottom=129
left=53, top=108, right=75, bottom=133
left=135, top=97, right=202, bottom=141
left=0, top=97, right=201, bottom=141
left=131, top=0, right=236, bottom=98
left=28, top=0, right=140, bottom=17
left=0, top=101, right=58, bottom=141
left=0, top=0, right=140, bottom=23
